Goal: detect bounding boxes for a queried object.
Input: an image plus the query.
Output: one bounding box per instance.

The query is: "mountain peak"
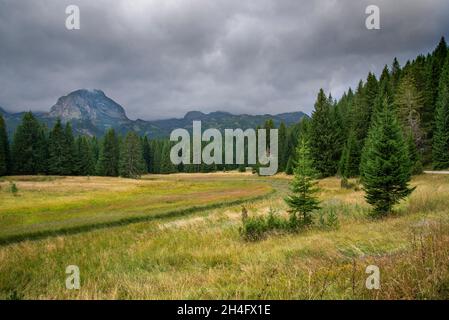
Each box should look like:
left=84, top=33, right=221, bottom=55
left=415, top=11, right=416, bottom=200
left=2, top=89, right=307, bottom=138
left=72, top=89, right=106, bottom=97
left=49, top=89, right=128, bottom=123
left=184, top=111, right=205, bottom=120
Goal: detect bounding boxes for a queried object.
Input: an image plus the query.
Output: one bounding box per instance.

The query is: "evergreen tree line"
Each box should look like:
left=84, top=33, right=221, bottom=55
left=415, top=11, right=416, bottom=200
left=0, top=114, right=146, bottom=178
left=305, top=37, right=449, bottom=178
left=0, top=111, right=304, bottom=177
left=0, top=113, right=292, bottom=177
left=1, top=38, right=448, bottom=179
left=283, top=37, right=449, bottom=217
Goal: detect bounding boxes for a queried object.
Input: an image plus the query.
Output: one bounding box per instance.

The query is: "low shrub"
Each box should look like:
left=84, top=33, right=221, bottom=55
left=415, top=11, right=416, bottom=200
left=9, top=182, right=18, bottom=196
left=267, top=208, right=288, bottom=230
left=326, top=208, right=340, bottom=229
left=241, top=207, right=330, bottom=241
left=241, top=216, right=268, bottom=241
left=317, top=208, right=340, bottom=230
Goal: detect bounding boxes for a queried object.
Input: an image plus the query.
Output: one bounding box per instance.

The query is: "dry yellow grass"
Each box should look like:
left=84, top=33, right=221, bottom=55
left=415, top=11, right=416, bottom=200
left=0, top=173, right=448, bottom=299
left=0, top=175, right=272, bottom=242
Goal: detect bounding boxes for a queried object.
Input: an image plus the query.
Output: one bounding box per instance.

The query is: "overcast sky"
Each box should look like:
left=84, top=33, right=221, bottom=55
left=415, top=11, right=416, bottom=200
left=0, top=0, right=448, bottom=120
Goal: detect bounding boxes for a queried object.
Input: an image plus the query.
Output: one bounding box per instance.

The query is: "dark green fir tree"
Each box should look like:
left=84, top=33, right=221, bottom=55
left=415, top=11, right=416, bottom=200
left=278, top=122, right=288, bottom=172
left=0, top=115, right=10, bottom=176
left=119, top=131, right=146, bottom=178
left=74, top=136, right=95, bottom=175
left=360, top=98, right=415, bottom=216
left=310, top=89, right=338, bottom=177
left=339, top=129, right=359, bottom=178
left=142, top=136, right=152, bottom=173
left=48, top=119, right=73, bottom=175
left=12, top=112, right=48, bottom=174
left=285, top=139, right=321, bottom=227
left=285, top=156, right=294, bottom=175
left=160, top=140, right=177, bottom=174
left=432, top=55, right=449, bottom=170
left=96, top=128, right=120, bottom=176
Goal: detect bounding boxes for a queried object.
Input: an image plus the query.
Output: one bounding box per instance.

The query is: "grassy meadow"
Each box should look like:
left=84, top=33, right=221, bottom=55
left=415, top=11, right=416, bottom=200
left=0, top=174, right=272, bottom=244
left=1, top=173, right=449, bottom=299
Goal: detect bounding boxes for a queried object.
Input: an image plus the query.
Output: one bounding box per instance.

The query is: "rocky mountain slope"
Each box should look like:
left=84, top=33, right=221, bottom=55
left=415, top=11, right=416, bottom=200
left=1, top=90, right=307, bottom=138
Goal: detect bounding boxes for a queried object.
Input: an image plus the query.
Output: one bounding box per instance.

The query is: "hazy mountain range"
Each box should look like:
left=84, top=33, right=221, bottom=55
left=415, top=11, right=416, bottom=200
left=0, top=89, right=307, bottom=138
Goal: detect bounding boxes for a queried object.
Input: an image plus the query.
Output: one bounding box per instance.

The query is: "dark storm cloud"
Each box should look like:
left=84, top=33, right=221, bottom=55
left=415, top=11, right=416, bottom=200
left=1, top=0, right=448, bottom=120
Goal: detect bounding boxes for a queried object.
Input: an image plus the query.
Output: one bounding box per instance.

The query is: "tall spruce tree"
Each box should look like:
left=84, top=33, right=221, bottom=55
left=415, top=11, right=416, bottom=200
left=0, top=115, right=10, bottom=176
left=90, top=136, right=100, bottom=169
left=12, top=112, right=47, bottom=174
left=285, top=139, right=321, bottom=226
left=150, top=140, right=162, bottom=173
left=310, top=89, right=338, bottom=177
left=365, top=73, right=379, bottom=118
left=395, top=72, right=424, bottom=150
left=423, top=37, right=447, bottom=140
left=74, top=136, right=95, bottom=175
left=48, top=119, right=73, bottom=175
left=391, top=57, right=402, bottom=94
left=406, top=129, right=423, bottom=175
left=263, top=119, right=275, bottom=148
left=160, top=140, right=177, bottom=174
left=285, top=156, right=294, bottom=175
left=285, top=118, right=310, bottom=168
left=142, top=136, right=152, bottom=173
left=339, top=129, right=359, bottom=178
left=360, top=98, right=415, bottom=216
left=432, top=55, right=449, bottom=169
left=377, top=65, right=394, bottom=107
left=119, top=131, right=146, bottom=178
left=330, top=96, right=345, bottom=169
left=346, top=81, right=371, bottom=171
left=96, top=128, right=120, bottom=176
left=278, top=122, right=288, bottom=172
left=35, top=124, right=49, bottom=174
left=64, top=123, right=76, bottom=174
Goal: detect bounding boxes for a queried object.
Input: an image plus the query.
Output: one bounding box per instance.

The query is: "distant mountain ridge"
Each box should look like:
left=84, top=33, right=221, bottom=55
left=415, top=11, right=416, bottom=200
left=1, top=89, right=307, bottom=138
left=49, top=89, right=129, bottom=122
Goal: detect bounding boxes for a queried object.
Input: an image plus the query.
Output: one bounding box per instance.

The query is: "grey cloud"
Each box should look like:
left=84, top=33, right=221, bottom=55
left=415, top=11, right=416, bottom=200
left=0, top=0, right=448, bottom=120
